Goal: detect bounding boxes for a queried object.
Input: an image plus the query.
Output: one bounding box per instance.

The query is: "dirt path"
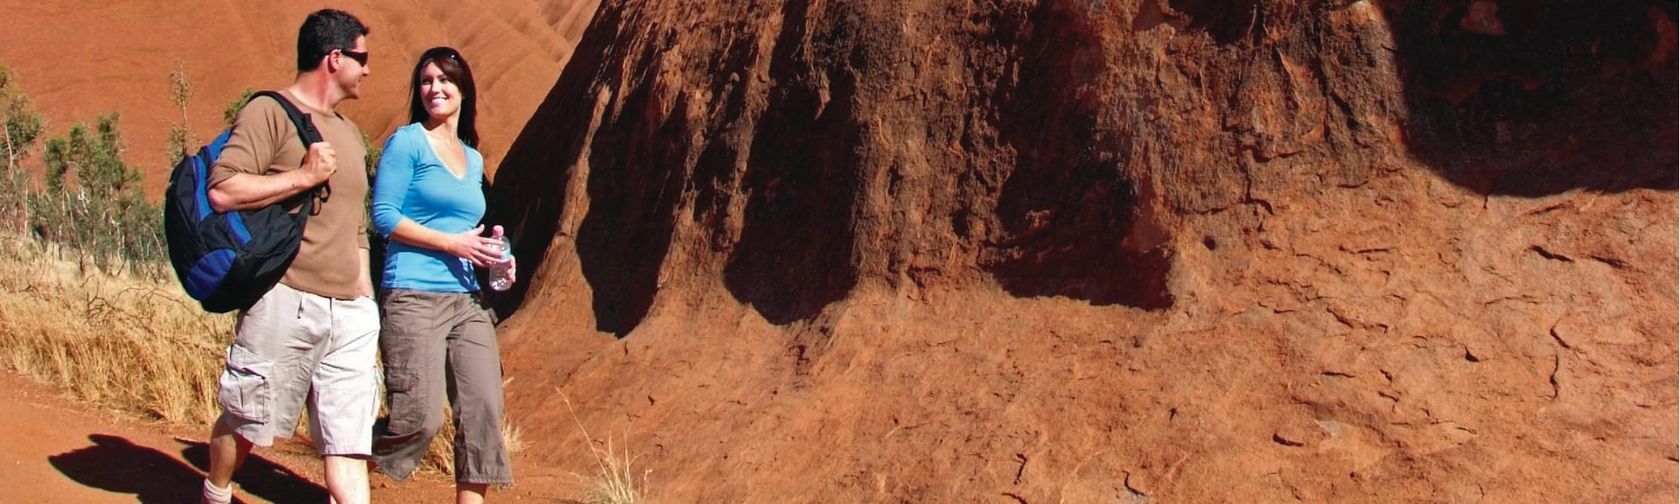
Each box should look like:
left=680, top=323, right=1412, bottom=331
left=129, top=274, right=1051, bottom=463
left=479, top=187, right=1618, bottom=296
left=0, top=371, right=580, bottom=503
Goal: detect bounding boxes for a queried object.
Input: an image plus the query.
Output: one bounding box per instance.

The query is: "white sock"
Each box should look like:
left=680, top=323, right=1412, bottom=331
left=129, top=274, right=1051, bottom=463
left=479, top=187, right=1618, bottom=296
left=202, top=478, right=234, bottom=504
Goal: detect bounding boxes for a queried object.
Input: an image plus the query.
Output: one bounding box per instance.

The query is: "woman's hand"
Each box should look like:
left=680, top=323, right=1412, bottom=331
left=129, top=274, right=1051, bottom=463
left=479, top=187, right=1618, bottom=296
left=443, top=225, right=504, bottom=266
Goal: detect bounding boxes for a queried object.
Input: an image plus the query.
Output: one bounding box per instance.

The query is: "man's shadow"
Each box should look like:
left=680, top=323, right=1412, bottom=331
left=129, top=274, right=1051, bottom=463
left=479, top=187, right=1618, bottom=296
left=48, top=434, right=327, bottom=503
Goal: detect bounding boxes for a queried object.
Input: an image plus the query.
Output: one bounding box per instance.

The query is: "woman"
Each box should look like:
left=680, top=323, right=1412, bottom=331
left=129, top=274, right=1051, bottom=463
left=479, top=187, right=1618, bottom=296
left=370, top=46, right=513, bottom=504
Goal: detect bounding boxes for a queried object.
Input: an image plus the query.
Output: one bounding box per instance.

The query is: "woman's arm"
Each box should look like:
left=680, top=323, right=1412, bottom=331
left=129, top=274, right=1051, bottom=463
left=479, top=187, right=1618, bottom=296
left=386, top=219, right=501, bottom=266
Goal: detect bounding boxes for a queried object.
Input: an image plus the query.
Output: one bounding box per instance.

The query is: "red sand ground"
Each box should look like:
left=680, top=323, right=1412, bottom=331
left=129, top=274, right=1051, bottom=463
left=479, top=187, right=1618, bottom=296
left=0, top=369, right=592, bottom=502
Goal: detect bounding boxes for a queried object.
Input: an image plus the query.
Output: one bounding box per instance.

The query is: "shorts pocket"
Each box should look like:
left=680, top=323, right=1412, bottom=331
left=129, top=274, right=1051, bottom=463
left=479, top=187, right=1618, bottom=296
left=218, top=345, right=273, bottom=423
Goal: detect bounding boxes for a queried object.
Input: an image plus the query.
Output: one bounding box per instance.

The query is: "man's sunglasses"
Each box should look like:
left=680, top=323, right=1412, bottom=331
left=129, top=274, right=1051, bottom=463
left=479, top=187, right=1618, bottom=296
left=338, top=49, right=369, bottom=66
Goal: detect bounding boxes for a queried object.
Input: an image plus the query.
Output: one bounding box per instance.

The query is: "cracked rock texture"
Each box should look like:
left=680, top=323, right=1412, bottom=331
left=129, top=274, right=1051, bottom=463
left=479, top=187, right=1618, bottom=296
left=487, top=0, right=1677, bottom=501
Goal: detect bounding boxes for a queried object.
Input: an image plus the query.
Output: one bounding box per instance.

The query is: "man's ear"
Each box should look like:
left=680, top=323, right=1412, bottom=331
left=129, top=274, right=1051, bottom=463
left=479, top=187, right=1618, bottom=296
left=324, top=52, right=341, bottom=74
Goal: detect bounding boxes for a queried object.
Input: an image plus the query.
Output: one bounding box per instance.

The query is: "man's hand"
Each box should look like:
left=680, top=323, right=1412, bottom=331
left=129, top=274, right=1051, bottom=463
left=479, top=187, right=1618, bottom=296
left=299, top=142, right=338, bottom=186
left=358, top=249, right=374, bottom=299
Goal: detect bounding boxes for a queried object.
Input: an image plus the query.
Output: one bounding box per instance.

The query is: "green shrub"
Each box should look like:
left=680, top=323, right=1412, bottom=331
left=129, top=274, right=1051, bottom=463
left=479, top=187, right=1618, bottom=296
left=29, top=114, right=166, bottom=277
left=223, top=88, right=253, bottom=126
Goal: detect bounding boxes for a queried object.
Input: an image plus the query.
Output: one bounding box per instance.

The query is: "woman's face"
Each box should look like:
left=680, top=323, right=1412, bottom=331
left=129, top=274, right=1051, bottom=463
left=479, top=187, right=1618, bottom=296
left=417, top=62, right=462, bottom=122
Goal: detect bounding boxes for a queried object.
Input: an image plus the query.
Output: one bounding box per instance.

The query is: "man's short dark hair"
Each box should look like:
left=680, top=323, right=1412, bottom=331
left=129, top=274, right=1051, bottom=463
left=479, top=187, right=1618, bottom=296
left=296, top=9, right=370, bottom=72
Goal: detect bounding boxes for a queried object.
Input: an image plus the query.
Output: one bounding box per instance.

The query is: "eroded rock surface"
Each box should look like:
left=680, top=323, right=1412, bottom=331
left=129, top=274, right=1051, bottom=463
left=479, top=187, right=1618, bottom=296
left=489, top=1, right=1677, bottom=501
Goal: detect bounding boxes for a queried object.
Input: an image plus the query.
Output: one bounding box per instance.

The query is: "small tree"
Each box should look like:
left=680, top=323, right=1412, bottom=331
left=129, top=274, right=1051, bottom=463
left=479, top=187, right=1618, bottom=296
left=1, top=65, right=46, bottom=172
left=41, top=115, right=140, bottom=200
left=0, top=65, right=47, bottom=231
left=166, top=61, right=195, bottom=165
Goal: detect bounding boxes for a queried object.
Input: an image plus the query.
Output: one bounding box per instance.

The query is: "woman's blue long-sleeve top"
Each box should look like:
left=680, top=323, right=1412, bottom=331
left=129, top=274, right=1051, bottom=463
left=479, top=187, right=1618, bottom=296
left=370, top=123, right=486, bottom=292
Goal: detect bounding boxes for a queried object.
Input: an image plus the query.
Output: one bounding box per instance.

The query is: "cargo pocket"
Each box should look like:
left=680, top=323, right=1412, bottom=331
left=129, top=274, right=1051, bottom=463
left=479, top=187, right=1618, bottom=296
left=382, top=364, right=428, bottom=434
left=218, top=345, right=273, bottom=423
left=383, top=367, right=416, bottom=395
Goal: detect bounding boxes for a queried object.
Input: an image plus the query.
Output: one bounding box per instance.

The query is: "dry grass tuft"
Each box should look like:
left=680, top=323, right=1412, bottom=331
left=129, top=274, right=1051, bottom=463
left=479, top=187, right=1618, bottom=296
left=502, top=416, right=526, bottom=455
left=0, top=233, right=230, bottom=424
left=563, top=392, right=648, bottom=504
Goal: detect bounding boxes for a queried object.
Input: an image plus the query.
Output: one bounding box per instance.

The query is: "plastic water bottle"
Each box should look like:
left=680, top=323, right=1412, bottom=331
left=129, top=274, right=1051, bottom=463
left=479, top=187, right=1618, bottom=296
left=488, top=225, right=515, bottom=291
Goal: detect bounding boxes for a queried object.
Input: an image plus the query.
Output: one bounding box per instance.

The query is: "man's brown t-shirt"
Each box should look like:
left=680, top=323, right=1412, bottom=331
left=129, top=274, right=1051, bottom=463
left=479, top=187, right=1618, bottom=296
left=207, top=90, right=369, bottom=300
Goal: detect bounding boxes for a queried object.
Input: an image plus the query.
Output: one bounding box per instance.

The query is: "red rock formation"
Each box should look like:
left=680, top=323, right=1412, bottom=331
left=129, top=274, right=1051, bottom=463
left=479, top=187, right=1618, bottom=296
left=489, top=0, right=1676, bottom=501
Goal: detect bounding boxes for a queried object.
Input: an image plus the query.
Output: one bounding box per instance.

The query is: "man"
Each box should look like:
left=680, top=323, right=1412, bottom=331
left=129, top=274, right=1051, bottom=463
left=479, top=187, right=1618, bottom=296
left=200, top=9, right=377, bottom=504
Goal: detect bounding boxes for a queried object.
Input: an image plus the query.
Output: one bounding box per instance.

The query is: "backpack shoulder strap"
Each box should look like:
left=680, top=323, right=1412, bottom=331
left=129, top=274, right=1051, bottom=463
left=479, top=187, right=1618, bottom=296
left=248, top=90, right=326, bottom=216
left=249, top=90, right=324, bottom=147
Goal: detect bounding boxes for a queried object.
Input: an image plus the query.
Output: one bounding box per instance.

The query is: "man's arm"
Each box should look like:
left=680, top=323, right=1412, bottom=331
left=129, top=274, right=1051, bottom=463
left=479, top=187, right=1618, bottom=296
left=208, top=170, right=315, bottom=212
left=208, top=142, right=338, bottom=212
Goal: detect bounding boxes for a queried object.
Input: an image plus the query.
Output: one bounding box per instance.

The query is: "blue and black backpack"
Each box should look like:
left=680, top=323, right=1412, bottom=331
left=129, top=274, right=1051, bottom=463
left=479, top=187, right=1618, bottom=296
left=163, top=91, right=323, bottom=313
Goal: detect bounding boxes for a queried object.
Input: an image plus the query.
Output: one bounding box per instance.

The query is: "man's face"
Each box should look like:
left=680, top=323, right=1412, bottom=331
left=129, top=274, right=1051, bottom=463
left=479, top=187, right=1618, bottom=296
left=333, top=35, right=370, bottom=100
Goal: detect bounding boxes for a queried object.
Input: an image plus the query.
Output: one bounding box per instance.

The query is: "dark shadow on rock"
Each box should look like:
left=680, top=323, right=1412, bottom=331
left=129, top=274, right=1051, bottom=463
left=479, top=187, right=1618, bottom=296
left=483, top=6, right=627, bottom=329
left=47, top=434, right=326, bottom=504
left=492, top=0, right=867, bottom=333
left=1378, top=0, right=1677, bottom=196
left=722, top=0, right=861, bottom=325
left=571, top=51, right=690, bottom=336
left=982, top=1, right=1174, bottom=309
left=1168, top=0, right=1264, bottom=45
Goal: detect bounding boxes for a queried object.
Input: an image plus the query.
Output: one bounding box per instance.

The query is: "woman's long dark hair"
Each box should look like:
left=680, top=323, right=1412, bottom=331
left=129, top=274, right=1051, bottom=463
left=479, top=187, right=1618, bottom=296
left=407, top=46, right=479, bottom=148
